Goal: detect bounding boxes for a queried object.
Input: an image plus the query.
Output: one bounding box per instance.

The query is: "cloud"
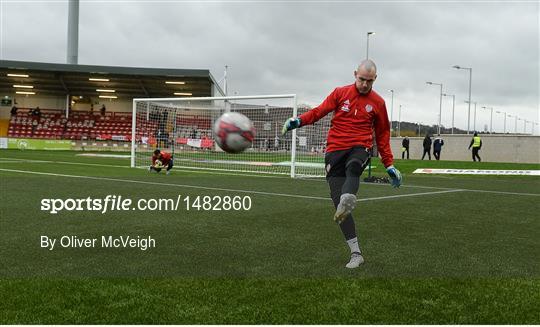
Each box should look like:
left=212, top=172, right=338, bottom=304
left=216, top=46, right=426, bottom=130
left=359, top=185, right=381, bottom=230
left=1, top=1, right=538, bottom=133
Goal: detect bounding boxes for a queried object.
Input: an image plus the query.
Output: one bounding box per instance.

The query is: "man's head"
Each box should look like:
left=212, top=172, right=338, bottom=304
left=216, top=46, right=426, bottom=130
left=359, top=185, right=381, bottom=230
left=153, top=149, right=161, bottom=158
left=474, top=132, right=478, bottom=136
left=354, top=59, right=377, bottom=94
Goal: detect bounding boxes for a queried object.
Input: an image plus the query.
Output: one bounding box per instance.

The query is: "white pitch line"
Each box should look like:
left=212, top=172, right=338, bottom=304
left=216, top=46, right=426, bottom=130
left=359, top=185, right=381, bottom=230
left=462, top=189, right=540, bottom=197
left=0, top=168, right=329, bottom=201
left=0, top=168, right=472, bottom=203
left=0, top=157, right=447, bottom=184
left=0, top=158, right=130, bottom=169
left=0, top=157, right=291, bottom=179
left=358, top=189, right=465, bottom=201
left=1, top=159, right=539, bottom=197
left=0, top=157, right=470, bottom=189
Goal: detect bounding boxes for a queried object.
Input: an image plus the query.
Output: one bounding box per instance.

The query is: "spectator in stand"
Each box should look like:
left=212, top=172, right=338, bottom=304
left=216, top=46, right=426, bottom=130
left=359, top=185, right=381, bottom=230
left=90, top=103, right=94, bottom=114
left=433, top=134, right=444, bottom=160
left=401, top=136, right=410, bottom=160
left=421, top=134, right=432, bottom=160
left=158, top=116, right=166, bottom=134
left=155, top=128, right=167, bottom=149
left=32, top=119, right=39, bottom=133
left=164, top=131, right=170, bottom=148
left=32, top=106, right=41, bottom=118
left=10, top=106, right=18, bottom=116
left=150, top=109, right=158, bottom=121
left=100, top=105, right=106, bottom=116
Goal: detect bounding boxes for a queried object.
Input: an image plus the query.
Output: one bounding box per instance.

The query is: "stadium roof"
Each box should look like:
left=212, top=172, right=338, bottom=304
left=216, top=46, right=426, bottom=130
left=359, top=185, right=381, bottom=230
left=0, top=60, right=223, bottom=99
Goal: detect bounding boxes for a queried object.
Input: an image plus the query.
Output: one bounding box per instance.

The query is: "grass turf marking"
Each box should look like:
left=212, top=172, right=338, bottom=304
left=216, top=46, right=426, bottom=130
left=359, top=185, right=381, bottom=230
left=1, top=158, right=538, bottom=197
left=358, top=189, right=465, bottom=201
left=0, top=168, right=472, bottom=202
left=0, top=157, right=503, bottom=191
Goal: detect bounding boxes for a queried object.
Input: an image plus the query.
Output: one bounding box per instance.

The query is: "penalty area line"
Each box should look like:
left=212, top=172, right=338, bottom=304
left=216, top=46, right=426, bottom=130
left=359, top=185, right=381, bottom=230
left=0, top=168, right=329, bottom=201
left=0, top=157, right=291, bottom=179
left=358, top=189, right=465, bottom=202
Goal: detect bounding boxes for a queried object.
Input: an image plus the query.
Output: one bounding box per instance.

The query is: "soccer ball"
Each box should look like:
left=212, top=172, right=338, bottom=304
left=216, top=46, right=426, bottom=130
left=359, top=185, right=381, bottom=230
left=214, top=112, right=255, bottom=153
left=154, top=159, right=163, bottom=168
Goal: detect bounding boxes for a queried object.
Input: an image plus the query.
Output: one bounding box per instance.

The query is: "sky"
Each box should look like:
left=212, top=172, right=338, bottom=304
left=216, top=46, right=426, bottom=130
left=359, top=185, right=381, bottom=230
left=1, top=0, right=539, bottom=134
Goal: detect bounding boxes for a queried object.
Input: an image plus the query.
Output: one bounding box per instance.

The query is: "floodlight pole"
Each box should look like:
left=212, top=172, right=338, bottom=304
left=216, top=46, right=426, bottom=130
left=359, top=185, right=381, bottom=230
left=67, top=0, right=79, bottom=64
left=366, top=32, right=375, bottom=59
left=474, top=102, right=477, bottom=131
left=443, top=93, right=455, bottom=134
left=464, top=100, right=477, bottom=132
left=398, top=104, right=403, bottom=137
left=453, top=65, right=472, bottom=134
left=490, top=108, right=494, bottom=134
left=496, top=110, right=507, bottom=134
left=389, top=89, right=394, bottom=134
left=482, top=106, right=494, bottom=134
left=426, top=81, right=443, bottom=135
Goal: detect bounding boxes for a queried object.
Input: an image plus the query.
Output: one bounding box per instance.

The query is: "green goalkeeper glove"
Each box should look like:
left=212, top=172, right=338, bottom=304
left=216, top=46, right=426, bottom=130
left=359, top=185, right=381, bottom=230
left=281, top=117, right=301, bottom=135
left=386, top=165, right=402, bottom=188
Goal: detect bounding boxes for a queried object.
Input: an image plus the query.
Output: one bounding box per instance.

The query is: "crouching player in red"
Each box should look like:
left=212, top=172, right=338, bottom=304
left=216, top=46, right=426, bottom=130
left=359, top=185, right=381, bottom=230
left=149, top=149, right=174, bottom=175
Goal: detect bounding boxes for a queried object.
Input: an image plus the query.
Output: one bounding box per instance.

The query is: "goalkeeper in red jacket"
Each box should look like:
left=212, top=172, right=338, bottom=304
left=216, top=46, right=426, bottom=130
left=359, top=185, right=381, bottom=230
left=149, top=149, right=174, bottom=175
left=282, top=59, right=402, bottom=269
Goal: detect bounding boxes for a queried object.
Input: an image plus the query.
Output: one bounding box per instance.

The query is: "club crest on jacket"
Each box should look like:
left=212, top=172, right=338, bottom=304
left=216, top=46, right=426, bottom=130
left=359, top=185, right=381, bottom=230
left=340, top=100, right=350, bottom=112
left=365, top=104, right=373, bottom=113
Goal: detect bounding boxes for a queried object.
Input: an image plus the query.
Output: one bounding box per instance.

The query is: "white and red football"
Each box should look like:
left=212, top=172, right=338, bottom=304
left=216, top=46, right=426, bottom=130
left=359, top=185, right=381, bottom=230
left=213, top=112, right=255, bottom=153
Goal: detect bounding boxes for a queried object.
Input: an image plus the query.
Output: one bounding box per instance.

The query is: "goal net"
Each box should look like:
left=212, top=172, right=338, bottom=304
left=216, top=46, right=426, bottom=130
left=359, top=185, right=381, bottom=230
left=131, top=95, right=329, bottom=177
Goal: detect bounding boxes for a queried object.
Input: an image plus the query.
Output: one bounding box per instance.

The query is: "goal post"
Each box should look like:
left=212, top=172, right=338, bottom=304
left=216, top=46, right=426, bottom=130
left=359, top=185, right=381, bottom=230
left=131, top=94, right=329, bottom=178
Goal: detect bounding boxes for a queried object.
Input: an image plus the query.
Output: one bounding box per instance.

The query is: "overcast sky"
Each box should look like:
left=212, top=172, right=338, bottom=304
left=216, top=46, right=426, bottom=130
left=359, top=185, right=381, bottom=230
left=1, top=0, right=538, bottom=134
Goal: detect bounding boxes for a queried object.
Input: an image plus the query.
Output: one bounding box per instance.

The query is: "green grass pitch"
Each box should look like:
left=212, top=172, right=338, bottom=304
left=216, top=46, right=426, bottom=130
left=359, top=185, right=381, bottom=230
left=0, top=149, right=539, bottom=323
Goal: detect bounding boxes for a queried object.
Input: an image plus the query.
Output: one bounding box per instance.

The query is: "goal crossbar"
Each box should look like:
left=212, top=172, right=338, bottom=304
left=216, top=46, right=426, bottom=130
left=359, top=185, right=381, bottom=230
left=132, top=94, right=297, bottom=102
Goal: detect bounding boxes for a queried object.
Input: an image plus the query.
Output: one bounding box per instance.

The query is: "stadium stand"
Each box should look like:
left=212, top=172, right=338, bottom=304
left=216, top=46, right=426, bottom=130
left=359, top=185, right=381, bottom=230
left=7, top=108, right=215, bottom=144
left=8, top=108, right=134, bottom=141
left=8, top=108, right=65, bottom=139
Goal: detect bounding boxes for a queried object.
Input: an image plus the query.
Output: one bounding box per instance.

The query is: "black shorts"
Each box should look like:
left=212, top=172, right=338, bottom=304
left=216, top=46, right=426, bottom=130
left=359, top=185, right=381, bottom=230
left=325, top=146, right=371, bottom=179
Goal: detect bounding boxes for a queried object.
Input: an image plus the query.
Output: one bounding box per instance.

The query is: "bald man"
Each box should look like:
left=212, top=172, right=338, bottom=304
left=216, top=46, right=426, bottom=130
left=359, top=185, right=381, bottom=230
left=282, top=60, right=402, bottom=268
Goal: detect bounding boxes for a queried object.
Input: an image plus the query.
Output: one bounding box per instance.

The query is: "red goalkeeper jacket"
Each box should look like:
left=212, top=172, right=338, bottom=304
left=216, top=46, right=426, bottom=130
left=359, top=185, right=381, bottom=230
left=298, top=83, right=393, bottom=168
left=152, top=151, right=172, bottom=165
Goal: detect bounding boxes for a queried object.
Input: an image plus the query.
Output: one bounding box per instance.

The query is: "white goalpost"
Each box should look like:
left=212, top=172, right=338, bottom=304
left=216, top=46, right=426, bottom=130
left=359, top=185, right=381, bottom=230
left=131, top=94, right=330, bottom=177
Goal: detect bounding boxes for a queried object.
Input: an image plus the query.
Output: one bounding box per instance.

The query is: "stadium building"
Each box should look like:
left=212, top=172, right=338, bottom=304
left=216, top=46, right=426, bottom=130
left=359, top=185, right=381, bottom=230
left=0, top=60, right=308, bottom=176
left=0, top=59, right=223, bottom=147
